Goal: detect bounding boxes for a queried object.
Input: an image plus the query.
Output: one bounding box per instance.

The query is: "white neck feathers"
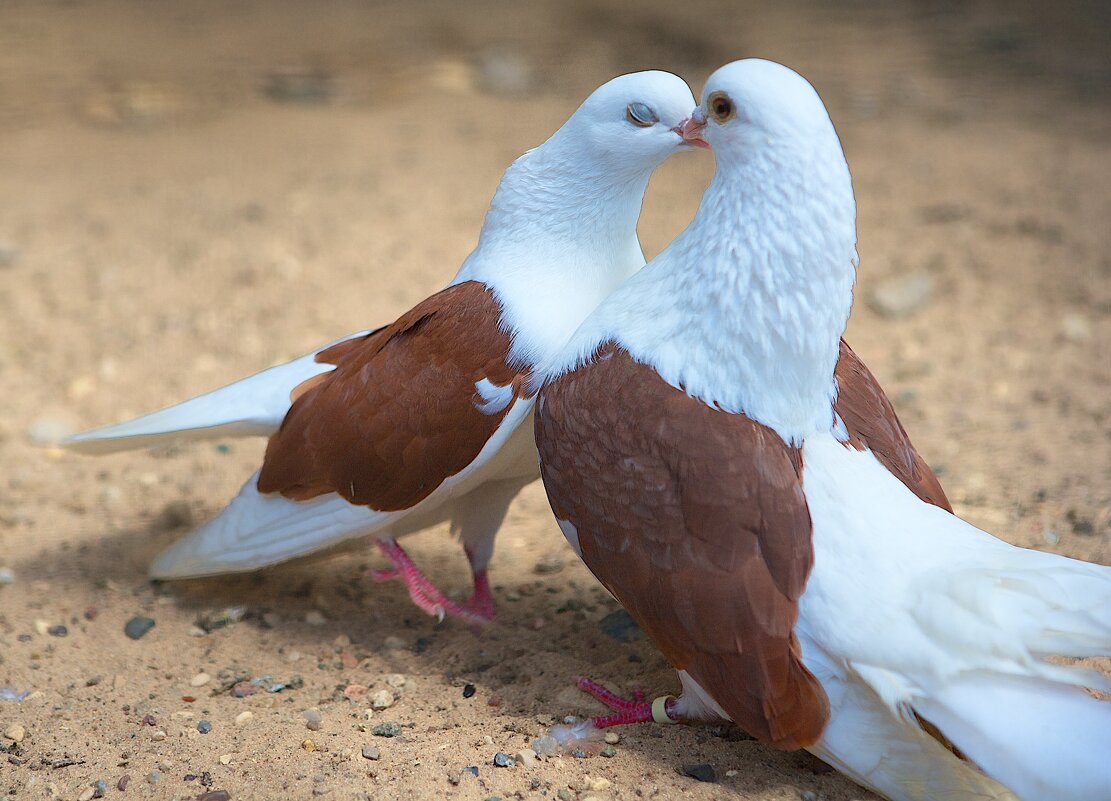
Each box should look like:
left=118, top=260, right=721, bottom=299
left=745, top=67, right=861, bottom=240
left=556, top=137, right=858, bottom=445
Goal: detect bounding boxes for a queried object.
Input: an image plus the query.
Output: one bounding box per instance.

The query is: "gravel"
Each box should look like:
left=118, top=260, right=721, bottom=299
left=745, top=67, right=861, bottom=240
left=123, top=617, right=156, bottom=640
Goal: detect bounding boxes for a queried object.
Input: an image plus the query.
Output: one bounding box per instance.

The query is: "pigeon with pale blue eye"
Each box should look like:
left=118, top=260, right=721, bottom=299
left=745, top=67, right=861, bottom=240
left=626, top=102, right=659, bottom=127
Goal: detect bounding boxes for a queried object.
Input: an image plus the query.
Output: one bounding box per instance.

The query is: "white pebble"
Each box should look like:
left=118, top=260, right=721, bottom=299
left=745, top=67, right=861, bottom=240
left=189, top=672, right=211, bottom=687
left=370, top=690, right=394, bottom=711
left=234, top=711, right=253, bottom=726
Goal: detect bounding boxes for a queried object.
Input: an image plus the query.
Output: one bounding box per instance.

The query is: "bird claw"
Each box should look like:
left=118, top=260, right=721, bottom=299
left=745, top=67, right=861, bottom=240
left=370, top=538, right=494, bottom=626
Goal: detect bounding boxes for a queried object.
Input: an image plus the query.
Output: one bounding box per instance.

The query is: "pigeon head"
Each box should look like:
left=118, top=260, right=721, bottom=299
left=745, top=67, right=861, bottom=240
left=696, top=59, right=838, bottom=163
left=558, top=70, right=707, bottom=176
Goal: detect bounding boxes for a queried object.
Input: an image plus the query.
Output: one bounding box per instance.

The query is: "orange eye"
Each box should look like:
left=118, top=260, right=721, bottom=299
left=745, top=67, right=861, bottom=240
left=707, top=91, right=735, bottom=123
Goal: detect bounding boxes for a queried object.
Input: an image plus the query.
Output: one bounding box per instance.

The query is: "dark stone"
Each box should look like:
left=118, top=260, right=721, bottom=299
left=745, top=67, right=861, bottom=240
left=48, top=624, right=68, bottom=637
left=462, top=766, right=479, bottom=778
left=599, top=609, right=643, bottom=642
left=195, top=792, right=231, bottom=801
left=492, top=752, right=513, bottom=768
left=681, top=763, right=716, bottom=783
left=462, top=683, right=476, bottom=699
left=197, top=720, right=212, bottom=734
left=372, top=722, right=401, bottom=737
left=123, top=617, right=156, bottom=640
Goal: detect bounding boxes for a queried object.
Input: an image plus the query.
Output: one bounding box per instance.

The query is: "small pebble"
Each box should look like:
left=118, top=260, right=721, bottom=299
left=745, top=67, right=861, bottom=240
left=195, top=792, right=231, bottom=801
left=681, top=763, right=716, bottom=783
left=117, top=775, right=130, bottom=791
left=514, top=748, right=537, bottom=768
left=600, top=746, right=618, bottom=758
left=264, top=67, right=333, bottom=104
left=343, top=684, right=370, bottom=699
left=302, top=739, right=316, bottom=752
left=598, top=609, right=643, bottom=642
left=603, top=732, right=620, bottom=744
left=462, top=683, right=476, bottom=699
left=234, top=711, right=253, bottom=726
left=197, top=720, right=212, bottom=734
left=557, top=790, right=573, bottom=801
left=0, top=567, right=14, bottom=585
left=3, top=723, right=26, bottom=743
left=146, top=771, right=161, bottom=785
left=151, top=730, right=167, bottom=742
left=27, top=416, right=75, bottom=444
left=1061, top=312, right=1092, bottom=343
left=866, top=272, right=932, bottom=318
left=48, top=624, right=68, bottom=637
left=360, top=744, right=380, bottom=760
left=589, top=777, right=611, bottom=791
left=78, top=787, right=96, bottom=801
left=462, top=766, right=479, bottom=778
left=302, top=708, right=322, bottom=730
left=370, top=690, right=393, bottom=711
left=571, top=748, right=587, bottom=759
left=123, top=617, right=156, bottom=640
left=190, top=672, right=211, bottom=687
left=384, top=673, right=406, bottom=688
left=372, top=722, right=401, bottom=737
left=799, top=792, right=818, bottom=801
left=219, top=754, right=232, bottom=765
left=533, top=552, right=565, bottom=574
left=492, top=751, right=513, bottom=768
left=92, top=779, right=107, bottom=798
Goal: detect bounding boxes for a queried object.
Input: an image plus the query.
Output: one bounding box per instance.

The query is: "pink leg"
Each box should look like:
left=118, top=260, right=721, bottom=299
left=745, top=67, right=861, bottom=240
left=370, top=538, right=494, bottom=626
left=576, top=677, right=681, bottom=728
left=462, top=546, right=496, bottom=622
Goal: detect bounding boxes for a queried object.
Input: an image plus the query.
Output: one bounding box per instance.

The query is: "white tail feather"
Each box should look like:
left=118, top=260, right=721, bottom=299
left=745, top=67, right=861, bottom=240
left=62, top=332, right=369, bottom=455
left=806, top=664, right=1019, bottom=801
left=149, top=470, right=397, bottom=578
left=915, top=671, right=1111, bottom=801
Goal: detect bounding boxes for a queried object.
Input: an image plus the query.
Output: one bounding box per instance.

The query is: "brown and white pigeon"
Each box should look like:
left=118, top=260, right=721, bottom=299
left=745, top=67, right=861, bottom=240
left=535, top=59, right=1111, bottom=800
left=63, top=71, right=708, bottom=624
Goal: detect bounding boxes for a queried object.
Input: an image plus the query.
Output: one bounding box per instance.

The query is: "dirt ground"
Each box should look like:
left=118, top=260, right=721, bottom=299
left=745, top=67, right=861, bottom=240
left=1, top=1, right=1109, bottom=800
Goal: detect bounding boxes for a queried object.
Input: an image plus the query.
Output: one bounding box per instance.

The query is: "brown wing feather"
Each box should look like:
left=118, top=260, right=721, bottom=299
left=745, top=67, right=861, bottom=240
left=834, top=339, right=951, bottom=512
left=536, top=344, right=829, bottom=750
left=259, top=281, right=526, bottom=511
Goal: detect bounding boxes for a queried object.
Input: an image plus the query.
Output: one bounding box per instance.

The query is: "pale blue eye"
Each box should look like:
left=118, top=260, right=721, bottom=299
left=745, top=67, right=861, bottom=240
left=626, top=102, right=658, bottom=128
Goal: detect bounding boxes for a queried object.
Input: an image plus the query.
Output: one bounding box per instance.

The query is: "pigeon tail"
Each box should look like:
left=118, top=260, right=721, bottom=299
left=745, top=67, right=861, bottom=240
left=62, top=332, right=368, bottom=455
left=149, top=470, right=398, bottom=578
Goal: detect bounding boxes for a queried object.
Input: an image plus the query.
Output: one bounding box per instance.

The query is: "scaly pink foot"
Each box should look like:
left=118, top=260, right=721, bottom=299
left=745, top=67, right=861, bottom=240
left=370, top=538, right=494, bottom=626
left=576, top=677, right=681, bottom=728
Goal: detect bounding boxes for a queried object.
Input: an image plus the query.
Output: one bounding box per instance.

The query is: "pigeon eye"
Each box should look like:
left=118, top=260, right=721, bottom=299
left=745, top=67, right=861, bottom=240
left=708, top=91, right=736, bottom=123
left=625, top=102, right=658, bottom=128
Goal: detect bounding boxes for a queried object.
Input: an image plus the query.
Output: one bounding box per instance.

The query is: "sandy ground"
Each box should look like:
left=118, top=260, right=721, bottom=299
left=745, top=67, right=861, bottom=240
left=1, top=1, right=1109, bottom=800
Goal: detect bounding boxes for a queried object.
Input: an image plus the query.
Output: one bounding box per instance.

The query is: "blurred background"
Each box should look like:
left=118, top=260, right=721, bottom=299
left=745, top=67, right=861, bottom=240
left=0, top=2, right=1108, bottom=799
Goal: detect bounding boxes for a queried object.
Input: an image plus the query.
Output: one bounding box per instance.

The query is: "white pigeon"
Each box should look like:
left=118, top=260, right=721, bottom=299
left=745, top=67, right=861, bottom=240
left=534, top=59, right=1111, bottom=801
left=64, top=71, right=708, bottom=624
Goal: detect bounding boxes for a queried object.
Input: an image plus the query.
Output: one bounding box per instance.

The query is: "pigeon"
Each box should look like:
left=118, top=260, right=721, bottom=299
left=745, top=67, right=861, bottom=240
left=64, top=70, right=708, bottom=625
left=534, top=59, right=1111, bottom=801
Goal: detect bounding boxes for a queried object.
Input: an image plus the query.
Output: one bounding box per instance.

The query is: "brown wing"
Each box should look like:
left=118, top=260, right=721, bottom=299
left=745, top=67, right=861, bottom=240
left=258, top=281, right=528, bottom=511
left=536, top=344, right=829, bottom=750
left=834, top=339, right=951, bottom=512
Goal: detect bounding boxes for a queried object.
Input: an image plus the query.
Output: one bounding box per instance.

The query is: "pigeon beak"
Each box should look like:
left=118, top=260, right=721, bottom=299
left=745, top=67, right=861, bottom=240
left=672, top=108, right=709, bottom=149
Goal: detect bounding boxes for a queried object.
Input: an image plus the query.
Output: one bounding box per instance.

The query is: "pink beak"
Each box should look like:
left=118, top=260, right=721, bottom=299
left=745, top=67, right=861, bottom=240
left=672, top=107, right=709, bottom=149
